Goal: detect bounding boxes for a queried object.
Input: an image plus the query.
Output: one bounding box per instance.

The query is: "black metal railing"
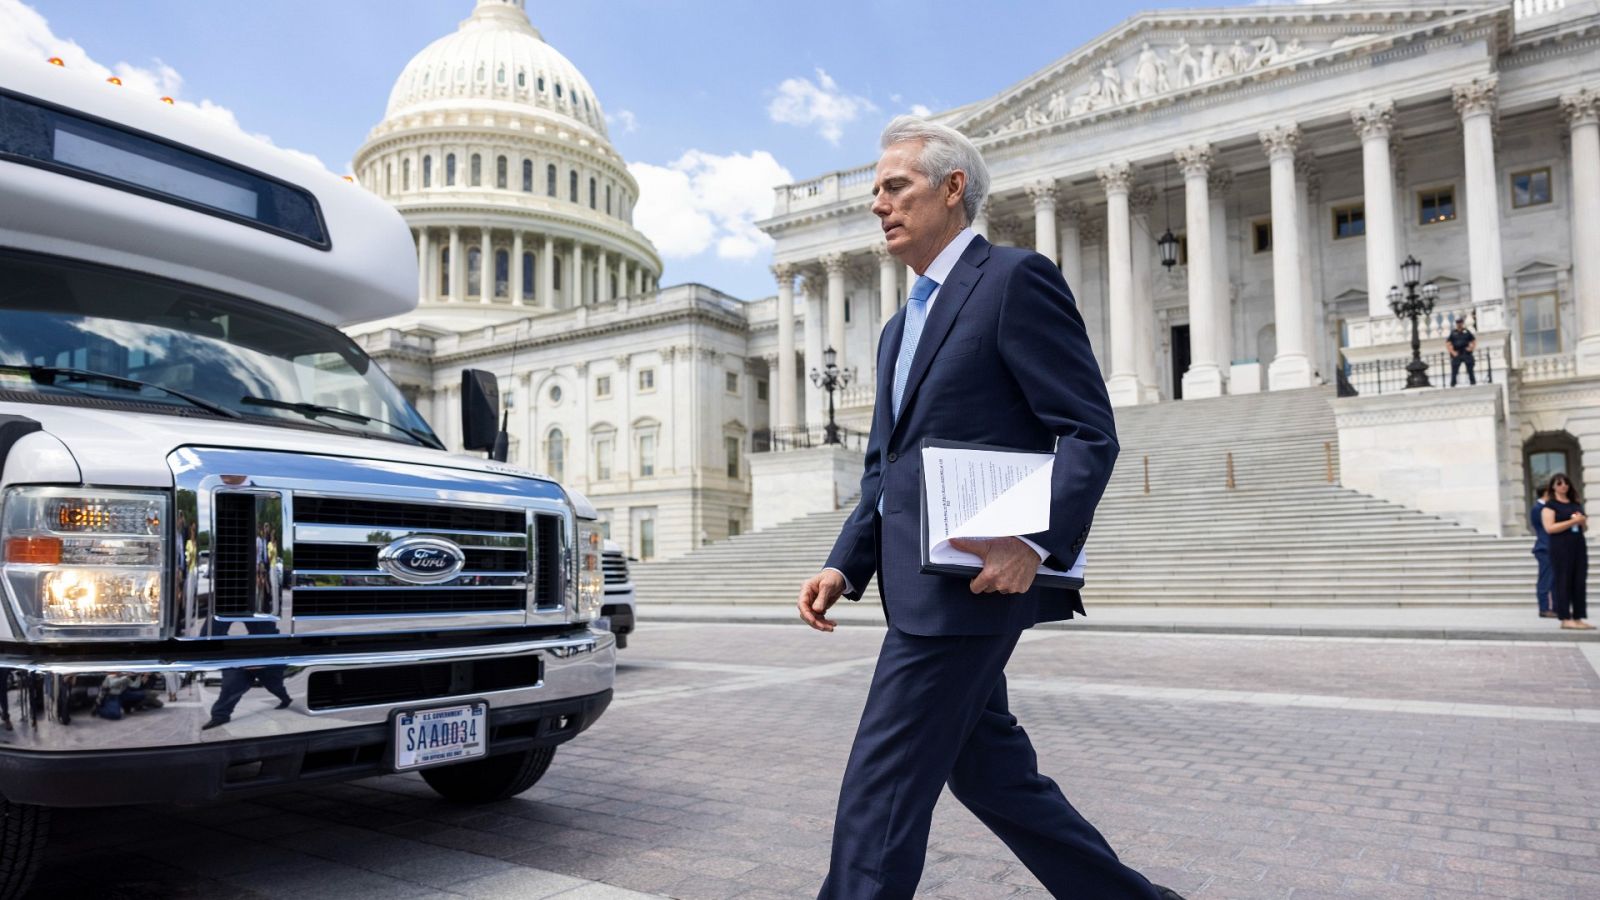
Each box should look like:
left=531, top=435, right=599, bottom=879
left=1343, top=346, right=1496, bottom=397
left=752, top=425, right=868, bottom=453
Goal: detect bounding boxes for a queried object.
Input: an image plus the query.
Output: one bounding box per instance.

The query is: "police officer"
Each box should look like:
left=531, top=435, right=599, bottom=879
left=1446, top=315, right=1476, bottom=386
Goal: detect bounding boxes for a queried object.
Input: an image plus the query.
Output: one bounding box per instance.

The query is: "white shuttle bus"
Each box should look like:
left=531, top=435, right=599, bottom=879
left=0, top=53, right=615, bottom=895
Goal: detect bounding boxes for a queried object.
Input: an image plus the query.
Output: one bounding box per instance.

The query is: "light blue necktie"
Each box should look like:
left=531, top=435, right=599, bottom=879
left=878, top=275, right=938, bottom=515
left=893, top=275, right=939, bottom=423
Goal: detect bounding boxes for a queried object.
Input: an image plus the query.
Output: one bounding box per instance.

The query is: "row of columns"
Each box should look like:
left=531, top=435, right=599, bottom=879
left=412, top=226, right=656, bottom=307
left=767, top=82, right=1600, bottom=415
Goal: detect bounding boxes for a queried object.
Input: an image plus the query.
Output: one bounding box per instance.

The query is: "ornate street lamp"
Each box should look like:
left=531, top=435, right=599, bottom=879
left=1158, top=159, right=1179, bottom=269
left=1387, top=254, right=1440, bottom=389
left=809, top=345, right=854, bottom=446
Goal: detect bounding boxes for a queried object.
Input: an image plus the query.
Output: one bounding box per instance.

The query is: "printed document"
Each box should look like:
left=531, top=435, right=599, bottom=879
left=920, top=441, right=1086, bottom=583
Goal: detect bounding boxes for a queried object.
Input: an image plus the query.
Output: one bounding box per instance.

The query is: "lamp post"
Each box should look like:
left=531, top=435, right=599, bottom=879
left=1386, top=254, right=1440, bottom=389
left=809, top=345, right=854, bottom=446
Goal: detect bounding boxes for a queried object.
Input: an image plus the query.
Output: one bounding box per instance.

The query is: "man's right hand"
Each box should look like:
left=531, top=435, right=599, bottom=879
left=798, top=569, right=846, bottom=632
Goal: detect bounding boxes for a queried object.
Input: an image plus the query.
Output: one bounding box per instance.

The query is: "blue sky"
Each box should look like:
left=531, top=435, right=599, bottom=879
left=6, top=0, right=1245, bottom=300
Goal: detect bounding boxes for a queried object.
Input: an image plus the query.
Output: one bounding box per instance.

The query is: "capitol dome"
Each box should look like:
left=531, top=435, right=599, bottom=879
left=352, top=0, right=661, bottom=329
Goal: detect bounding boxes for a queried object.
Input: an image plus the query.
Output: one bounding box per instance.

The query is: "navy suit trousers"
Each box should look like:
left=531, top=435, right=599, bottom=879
left=819, top=626, right=1158, bottom=900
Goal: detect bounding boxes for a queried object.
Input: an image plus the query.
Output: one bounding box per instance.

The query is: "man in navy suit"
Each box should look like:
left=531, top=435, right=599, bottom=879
left=797, top=116, right=1180, bottom=899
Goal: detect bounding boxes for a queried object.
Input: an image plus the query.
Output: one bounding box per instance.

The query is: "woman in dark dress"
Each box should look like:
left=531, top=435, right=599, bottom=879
left=1541, top=473, right=1590, bottom=630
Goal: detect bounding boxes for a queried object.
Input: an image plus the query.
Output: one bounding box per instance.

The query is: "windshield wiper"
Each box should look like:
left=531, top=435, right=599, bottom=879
left=239, top=396, right=443, bottom=450
left=4, top=365, right=241, bottom=419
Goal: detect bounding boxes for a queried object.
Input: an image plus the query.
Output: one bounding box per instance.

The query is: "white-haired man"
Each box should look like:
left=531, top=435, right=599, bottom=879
left=797, top=117, right=1182, bottom=899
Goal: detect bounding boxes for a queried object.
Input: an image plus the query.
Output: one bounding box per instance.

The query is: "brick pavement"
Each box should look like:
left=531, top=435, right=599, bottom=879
left=28, top=623, right=1600, bottom=899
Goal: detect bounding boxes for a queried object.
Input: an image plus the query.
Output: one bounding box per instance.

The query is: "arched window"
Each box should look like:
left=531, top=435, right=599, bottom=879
left=517, top=69, right=526, bottom=88
left=522, top=251, right=534, bottom=299
left=589, top=177, right=597, bottom=209
left=402, top=158, right=411, bottom=191
left=422, top=155, right=432, bottom=188
left=467, top=246, right=482, bottom=296
left=494, top=249, right=509, bottom=298
left=521, top=159, right=533, bottom=192
left=445, top=153, right=456, bottom=186
left=569, top=170, right=578, bottom=203
left=553, top=257, right=562, bottom=290
left=470, top=153, right=482, bottom=187
left=546, top=164, right=557, bottom=197
left=496, top=155, right=507, bottom=189
left=555, top=82, right=563, bottom=99
left=605, top=184, right=612, bottom=216
left=1525, top=432, right=1584, bottom=522
left=496, top=65, right=505, bottom=84
left=547, top=428, right=565, bottom=481
left=475, top=63, right=485, bottom=82
left=438, top=247, right=450, bottom=295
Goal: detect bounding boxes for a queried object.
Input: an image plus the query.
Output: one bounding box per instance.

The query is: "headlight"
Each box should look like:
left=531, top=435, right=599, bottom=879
left=1, top=487, right=167, bottom=641
left=575, top=521, right=603, bottom=623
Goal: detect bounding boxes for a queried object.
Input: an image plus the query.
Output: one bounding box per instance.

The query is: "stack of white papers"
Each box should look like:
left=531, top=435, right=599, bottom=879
left=920, top=442, right=1086, bottom=582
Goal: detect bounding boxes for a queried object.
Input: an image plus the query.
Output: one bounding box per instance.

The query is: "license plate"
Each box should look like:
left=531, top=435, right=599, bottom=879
left=393, top=702, right=487, bottom=771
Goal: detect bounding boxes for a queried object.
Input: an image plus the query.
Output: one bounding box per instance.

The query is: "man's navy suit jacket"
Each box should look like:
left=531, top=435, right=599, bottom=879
left=824, top=234, right=1119, bottom=636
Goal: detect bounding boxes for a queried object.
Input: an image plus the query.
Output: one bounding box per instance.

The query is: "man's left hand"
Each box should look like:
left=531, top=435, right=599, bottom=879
left=948, top=537, right=1039, bottom=595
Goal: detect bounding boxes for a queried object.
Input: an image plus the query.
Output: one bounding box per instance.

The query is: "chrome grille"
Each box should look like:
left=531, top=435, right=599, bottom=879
left=602, top=550, right=629, bottom=586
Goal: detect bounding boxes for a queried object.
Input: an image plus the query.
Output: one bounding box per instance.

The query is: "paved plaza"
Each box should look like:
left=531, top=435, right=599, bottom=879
left=31, top=621, right=1600, bottom=899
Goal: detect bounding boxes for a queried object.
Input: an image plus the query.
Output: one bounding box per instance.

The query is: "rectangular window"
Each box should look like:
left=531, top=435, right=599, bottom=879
left=1418, top=186, right=1456, bottom=225
left=596, top=374, right=611, bottom=398
left=1332, top=204, right=1365, bottom=239
left=1511, top=168, right=1552, bottom=209
left=757, top=379, right=769, bottom=402
left=1252, top=219, right=1272, bottom=254
left=638, top=368, right=655, bottom=392
left=725, top=435, right=740, bottom=478
left=594, top=436, right=613, bottom=481
left=728, top=517, right=741, bottom=538
left=638, top=517, right=655, bottom=561
left=725, top=370, right=738, bottom=394
left=596, top=511, right=612, bottom=540
left=0, top=91, right=328, bottom=247
left=638, top=433, right=656, bottom=477
left=844, top=299, right=851, bottom=324
left=1520, top=292, right=1559, bottom=357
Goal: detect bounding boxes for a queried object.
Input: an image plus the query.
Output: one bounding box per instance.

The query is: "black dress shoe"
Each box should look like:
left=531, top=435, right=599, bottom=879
left=200, top=717, right=229, bottom=730
left=275, top=697, right=293, bottom=710
left=1153, top=886, right=1187, bottom=900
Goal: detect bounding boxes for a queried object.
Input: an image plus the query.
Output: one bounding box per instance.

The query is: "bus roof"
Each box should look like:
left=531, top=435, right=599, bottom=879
left=0, top=53, right=416, bottom=327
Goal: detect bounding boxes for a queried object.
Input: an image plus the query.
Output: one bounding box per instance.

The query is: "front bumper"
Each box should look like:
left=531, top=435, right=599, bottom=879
left=0, top=628, right=615, bottom=807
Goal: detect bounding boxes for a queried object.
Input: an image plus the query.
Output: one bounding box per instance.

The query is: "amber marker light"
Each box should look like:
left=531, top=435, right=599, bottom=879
left=47, top=57, right=65, bottom=67
left=106, top=76, right=123, bottom=86
left=160, top=96, right=175, bottom=105
left=342, top=175, right=355, bottom=182
left=6, top=536, right=63, bottom=565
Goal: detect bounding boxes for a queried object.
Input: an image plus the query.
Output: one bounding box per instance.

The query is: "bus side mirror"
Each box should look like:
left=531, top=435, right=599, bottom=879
left=461, top=369, right=500, bottom=452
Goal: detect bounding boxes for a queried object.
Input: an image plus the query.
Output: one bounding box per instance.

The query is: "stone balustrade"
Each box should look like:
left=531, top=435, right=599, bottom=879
left=1519, top=352, right=1578, bottom=384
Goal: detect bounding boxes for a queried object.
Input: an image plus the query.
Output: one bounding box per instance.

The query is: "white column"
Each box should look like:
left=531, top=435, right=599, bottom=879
left=416, top=229, right=431, bottom=302
left=1352, top=101, right=1399, bottom=318
left=1564, top=89, right=1600, bottom=374
left=478, top=227, right=492, bottom=303
left=823, top=253, right=848, bottom=369
left=597, top=248, right=609, bottom=302
left=1261, top=124, right=1311, bottom=390
left=1059, top=201, right=1085, bottom=295
left=511, top=231, right=524, bottom=306
left=620, top=260, right=631, bottom=299
left=1296, top=155, right=1322, bottom=382
left=874, top=243, right=898, bottom=376
left=448, top=227, right=462, bottom=303
left=1455, top=78, right=1506, bottom=306
left=1208, top=169, right=1234, bottom=387
left=540, top=235, right=555, bottom=308
left=572, top=242, right=585, bottom=306
left=802, top=272, right=824, bottom=427
left=1028, top=180, right=1058, bottom=265
left=1129, top=185, right=1159, bottom=402
left=632, top=264, right=643, bottom=296
left=1097, top=163, right=1140, bottom=407
left=1177, top=145, right=1221, bottom=399
left=773, top=263, right=798, bottom=430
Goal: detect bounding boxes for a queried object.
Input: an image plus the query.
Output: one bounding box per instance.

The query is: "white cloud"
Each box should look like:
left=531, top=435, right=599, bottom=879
left=0, top=0, right=329, bottom=171
left=767, top=68, right=875, bottom=145
left=909, top=104, right=933, bottom=117
left=607, top=109, right=639, bottom=133
left=629, top=150, right=793, bottom=261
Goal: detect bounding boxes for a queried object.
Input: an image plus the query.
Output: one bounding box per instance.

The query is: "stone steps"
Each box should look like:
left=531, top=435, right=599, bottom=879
left=637, top=387, right=1572, bottom=607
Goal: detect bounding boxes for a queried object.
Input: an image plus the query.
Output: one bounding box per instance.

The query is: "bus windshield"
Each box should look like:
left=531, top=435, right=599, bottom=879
left=0, top=251, right=440, bottom=448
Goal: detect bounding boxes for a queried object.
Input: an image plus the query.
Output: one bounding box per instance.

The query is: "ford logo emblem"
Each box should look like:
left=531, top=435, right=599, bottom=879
left=377, top=536, right=466, bottom=585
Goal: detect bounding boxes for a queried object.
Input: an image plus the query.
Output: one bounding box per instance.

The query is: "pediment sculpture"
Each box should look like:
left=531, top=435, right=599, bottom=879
left=983, top=34, right=1309, bottom=137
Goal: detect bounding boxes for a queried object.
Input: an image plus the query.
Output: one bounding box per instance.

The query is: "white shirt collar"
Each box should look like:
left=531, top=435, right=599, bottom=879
left=919, top=227, right=978, bottom=300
